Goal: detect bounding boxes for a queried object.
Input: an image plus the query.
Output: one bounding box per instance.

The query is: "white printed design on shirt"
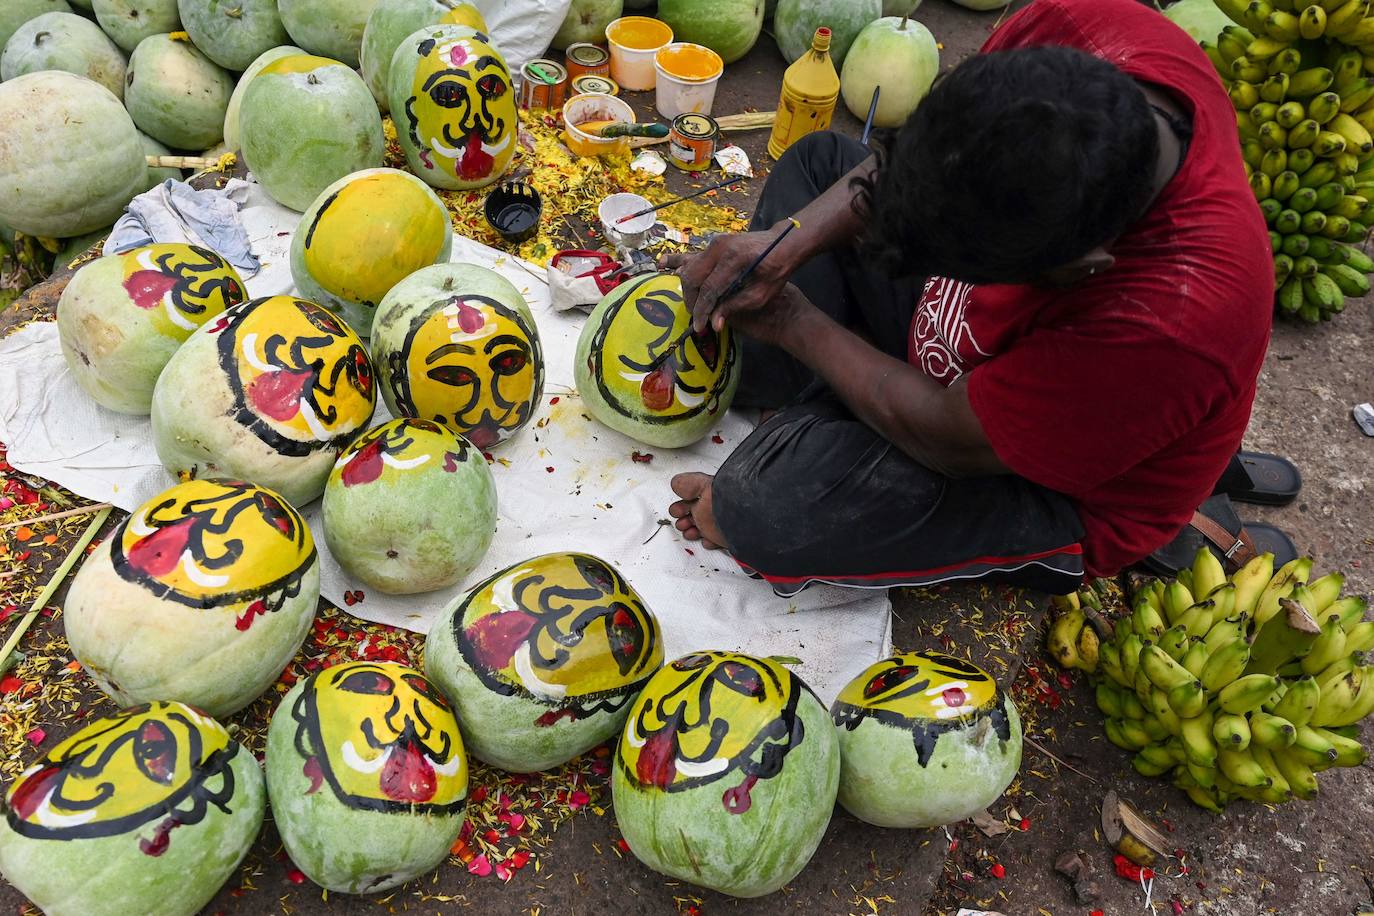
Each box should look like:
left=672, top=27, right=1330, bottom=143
left=912, top=277, right=989, bottom=384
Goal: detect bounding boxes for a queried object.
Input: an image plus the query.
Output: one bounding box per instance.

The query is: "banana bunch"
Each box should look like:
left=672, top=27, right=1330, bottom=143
left=1093, top=548, right=1373, bottom=811
left=1202, top=0, right=1374, bottom=321
left=1047, top=588, right=1105, bottom=673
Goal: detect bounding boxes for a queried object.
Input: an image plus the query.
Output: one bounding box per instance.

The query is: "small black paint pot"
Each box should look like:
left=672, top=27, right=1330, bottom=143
left=485, top=181, right=543, bottom=244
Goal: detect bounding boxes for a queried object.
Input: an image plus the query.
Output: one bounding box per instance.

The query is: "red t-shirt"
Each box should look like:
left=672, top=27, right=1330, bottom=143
left=910, top=0, right=1273, bottom=576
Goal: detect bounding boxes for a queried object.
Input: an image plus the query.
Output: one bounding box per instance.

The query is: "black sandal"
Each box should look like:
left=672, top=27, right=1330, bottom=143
left=1141, top=493, right=1299, bottom=578
left=1213, top=451, right=1302, bottom=507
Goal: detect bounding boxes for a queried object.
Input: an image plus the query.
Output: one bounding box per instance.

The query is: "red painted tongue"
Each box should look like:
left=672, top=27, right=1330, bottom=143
left=341, top=439, right=385, bottom=487
left=640, top=364, right=674, bottom=411
left=459, top=133, right=494, bottom=181
left=636, top=727, right=677, bottom=789
left=126, top=518, right=194, bottom=578
left=247, top=369, right=312, bottom=422
left=123, top=270, right=178, bottom=310
left=9, top=766, right=60, bottom=820
left=380, top=740, right=436, bottom=803
left=465, top=610, right=537, bottom=670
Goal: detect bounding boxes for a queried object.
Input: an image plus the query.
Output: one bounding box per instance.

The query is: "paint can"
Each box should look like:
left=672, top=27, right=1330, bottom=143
left=572, top=74, right=619, bottom=96
left=565, top=42, right=612, bottom=79
left=519, top=59, right=569, bottom=111
left=667, top=113, right=718, bottom=171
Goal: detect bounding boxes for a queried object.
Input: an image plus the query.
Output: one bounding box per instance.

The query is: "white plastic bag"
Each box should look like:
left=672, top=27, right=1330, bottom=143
left=472, top=0, right=573, bottom=73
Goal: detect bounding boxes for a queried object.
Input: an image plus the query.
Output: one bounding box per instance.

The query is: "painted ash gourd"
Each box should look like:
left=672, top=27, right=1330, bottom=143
left=290, top=168, right=453, bottom=332
left=125, top=34, right=234, bottom=152
left=612, top=651, right=840, bottom=898
left=0, top=72, right=147, bottom=238
left=238, top=54, right=385, bottom=211
left=575, top=272, right=740, bottom=449
left=58, top=244, right=247, bottom=414
left=265, top=662, right=468, bottom=893
left=425, top=553, right=665, bottom=772
left=151, top=295, right=377, bottom=506
left=0, top=0, right=72, bottom=51
left=322, top=419, right=497, bottom=594
left=831, top=652, right=1023, bottom=828
left=371, top=262, right=544, bottom=449
left=277, top=0, right=380, bottom=68
left=360, top=0, right=487, bottom=111
left=177, top=0, right=289, bottom=71
left=92, top=0, right=181, bottom=53
left=221, top=44, right=303, bottom=151
left=387, top=24, right=516, bottom=191
left=839, top=15, right=939, bottom=129
left=62, top=479, right=320, bottom=716
left=0, top=702, right=265, bottom=916
left=0, top=12, right=127, bottom=100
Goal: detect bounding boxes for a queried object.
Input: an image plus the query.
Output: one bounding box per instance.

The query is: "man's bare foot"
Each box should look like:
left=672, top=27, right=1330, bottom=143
left=668, top=472, right=729, bottom=550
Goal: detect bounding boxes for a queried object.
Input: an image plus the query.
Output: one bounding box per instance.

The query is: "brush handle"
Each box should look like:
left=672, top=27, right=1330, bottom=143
left=614, top=176, right=745, bottom=224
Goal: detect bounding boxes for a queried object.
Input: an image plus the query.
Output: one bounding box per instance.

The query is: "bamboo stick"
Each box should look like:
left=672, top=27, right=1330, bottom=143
left=1, top=502, right=112, bottom=531
left=146, top=155, right=219, bottom=170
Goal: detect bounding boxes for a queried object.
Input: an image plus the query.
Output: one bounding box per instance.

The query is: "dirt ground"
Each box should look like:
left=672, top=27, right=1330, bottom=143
left=2, top=1, right=1373, bottom=914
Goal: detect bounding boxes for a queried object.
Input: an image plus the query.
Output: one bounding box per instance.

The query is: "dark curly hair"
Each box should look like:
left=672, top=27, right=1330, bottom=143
left=852, top=46, right=1161, bottom=285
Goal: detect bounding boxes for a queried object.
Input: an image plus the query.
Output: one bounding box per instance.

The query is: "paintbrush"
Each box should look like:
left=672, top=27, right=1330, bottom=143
left=595, top=121, right=670, bottom=139
left=861, top=86, right=881, bottom=146
left=614, top=175, right=747, bottom=225
left=645, top=218, right=800, bottom=372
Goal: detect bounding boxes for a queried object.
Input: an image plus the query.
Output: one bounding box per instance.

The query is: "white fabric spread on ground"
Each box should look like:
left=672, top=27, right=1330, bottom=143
left=0, top=183, right=891, bottom=704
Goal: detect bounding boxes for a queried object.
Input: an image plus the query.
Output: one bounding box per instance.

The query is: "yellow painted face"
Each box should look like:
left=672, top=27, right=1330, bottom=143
left=300, top=173, right=449, bottom=309
left=386, top=292, right=543, bottom=449
left=207, top=296, right=376, bottom=457
left=120, top=243, right=247, bottom=336
left=585, top=273, right=738, bottom=422
left=400, top=29, right=515, bottom=186
left=289, top=662, right=467, bottom=814
left=831, top=652, right=1012, bottom=767
left=4, top=702, right=240, bottom=847
left=331, top=418, right=476, bottom=488
left=452, top=554, right=663, bottom=723
left=618, top=652, right=805, bottom=803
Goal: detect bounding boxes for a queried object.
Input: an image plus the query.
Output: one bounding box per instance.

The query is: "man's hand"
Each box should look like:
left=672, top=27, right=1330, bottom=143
left=658, top=225, right=801, bottom=332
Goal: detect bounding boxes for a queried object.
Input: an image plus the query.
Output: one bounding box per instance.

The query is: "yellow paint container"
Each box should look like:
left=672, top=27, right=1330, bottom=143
left=654, top=42, right=724, bottom=119
left=606, top=16, right=673, bottom=90
left=563, top=93, right=636, bottom=158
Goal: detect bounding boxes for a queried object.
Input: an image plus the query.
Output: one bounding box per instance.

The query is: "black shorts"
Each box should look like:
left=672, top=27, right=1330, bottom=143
left=711, top=132, right=1087, bottom=597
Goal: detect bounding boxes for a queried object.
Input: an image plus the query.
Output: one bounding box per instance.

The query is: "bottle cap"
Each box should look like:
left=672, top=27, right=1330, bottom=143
left=812, top=27, right=831, bottom=51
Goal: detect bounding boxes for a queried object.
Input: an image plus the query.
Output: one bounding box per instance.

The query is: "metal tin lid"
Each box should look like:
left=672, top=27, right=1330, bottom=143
left=523, top=59, right=568, bottom=82
left=673, top=113, right=718, bottom=139
left=572, top=75, right=618, bottom=95
left=566, top=43, right=610, bottom=66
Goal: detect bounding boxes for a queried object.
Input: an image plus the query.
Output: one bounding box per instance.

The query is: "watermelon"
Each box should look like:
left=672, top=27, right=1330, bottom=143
left=63, top=479, right=320, bottom=716
left=322, top=419, right=497, bottom=594
left=612, top=652, right=840, bottom=897
left=656, top=0, right=765, bottom=65
left=360, top=0, right=487, bottom=110
left=371, top=262, right=543, bottom=449
left=387, top=25, right=516, bottom=190
left=221, top=44, right=302, bottom=151
left=551, top=0, right=623, bottom=49
left=177, top=0, right=289, bottom=71
left=831, top=652, right=1023, bottom=828
left=575, top=272, right=739, bottom=449
left=0, top=12, right=127, bottom=99
left=265, top=662, right=468, bottom=893
left=0, top=0, right=72, bottom=50
left=839, top=15, right=938, bottom=129
left=0, top=702, right=264, bottom=916
left=138, top=130, right=185, bottom=188
left=425, top=553, right=665, bottom=772
left=125, top=34, right=234, bottom=151
left=1163, top=0, right=1233, bottom=42
left=774, top=0, right=880, bottom=68
left=0, top=72, right=146, bottom=238
left=276, top=0, right=379, bottom=68
left=91, top=0, right=180, bottom=53
left=58, top=243, right=247, bottom=414
left=290, top=167, right=452, bottom=332
left=238, top=54, right=385, bottom=211
left=151, top=296, right=377, bottom=505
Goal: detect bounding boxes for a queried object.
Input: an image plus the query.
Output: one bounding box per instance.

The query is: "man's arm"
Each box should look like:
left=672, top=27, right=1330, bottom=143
left=668, top=158, right=878, bottom=329
left=753, top=284, right=1009, bottom=478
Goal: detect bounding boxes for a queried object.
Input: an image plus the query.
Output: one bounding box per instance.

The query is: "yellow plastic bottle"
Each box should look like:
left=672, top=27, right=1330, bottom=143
left=768, top=27, right=840, bottom=160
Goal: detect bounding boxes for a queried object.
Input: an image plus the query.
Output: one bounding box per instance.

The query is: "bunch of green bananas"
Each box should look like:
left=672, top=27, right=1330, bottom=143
left=1095, top=548, right=1373, bottom=811
left=1202, top=0, right=1374, bottom=321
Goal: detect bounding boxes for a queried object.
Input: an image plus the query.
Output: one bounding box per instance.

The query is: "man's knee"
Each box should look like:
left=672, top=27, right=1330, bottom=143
left=751, top=131, right=873, bottom=230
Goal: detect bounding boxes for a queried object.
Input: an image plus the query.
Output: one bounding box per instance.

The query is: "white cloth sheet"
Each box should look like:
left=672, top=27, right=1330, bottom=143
left=0, top=183, right=890, bottom=703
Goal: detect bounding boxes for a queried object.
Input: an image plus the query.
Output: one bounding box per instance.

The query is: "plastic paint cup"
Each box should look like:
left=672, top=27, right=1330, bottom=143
left=606, top=16, right=673, bottom=91
left=653, top=42, right=724, bottom=119
left=562, top=92, right=637, bottom=158
left=599, top=192, right=655, bottom=248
